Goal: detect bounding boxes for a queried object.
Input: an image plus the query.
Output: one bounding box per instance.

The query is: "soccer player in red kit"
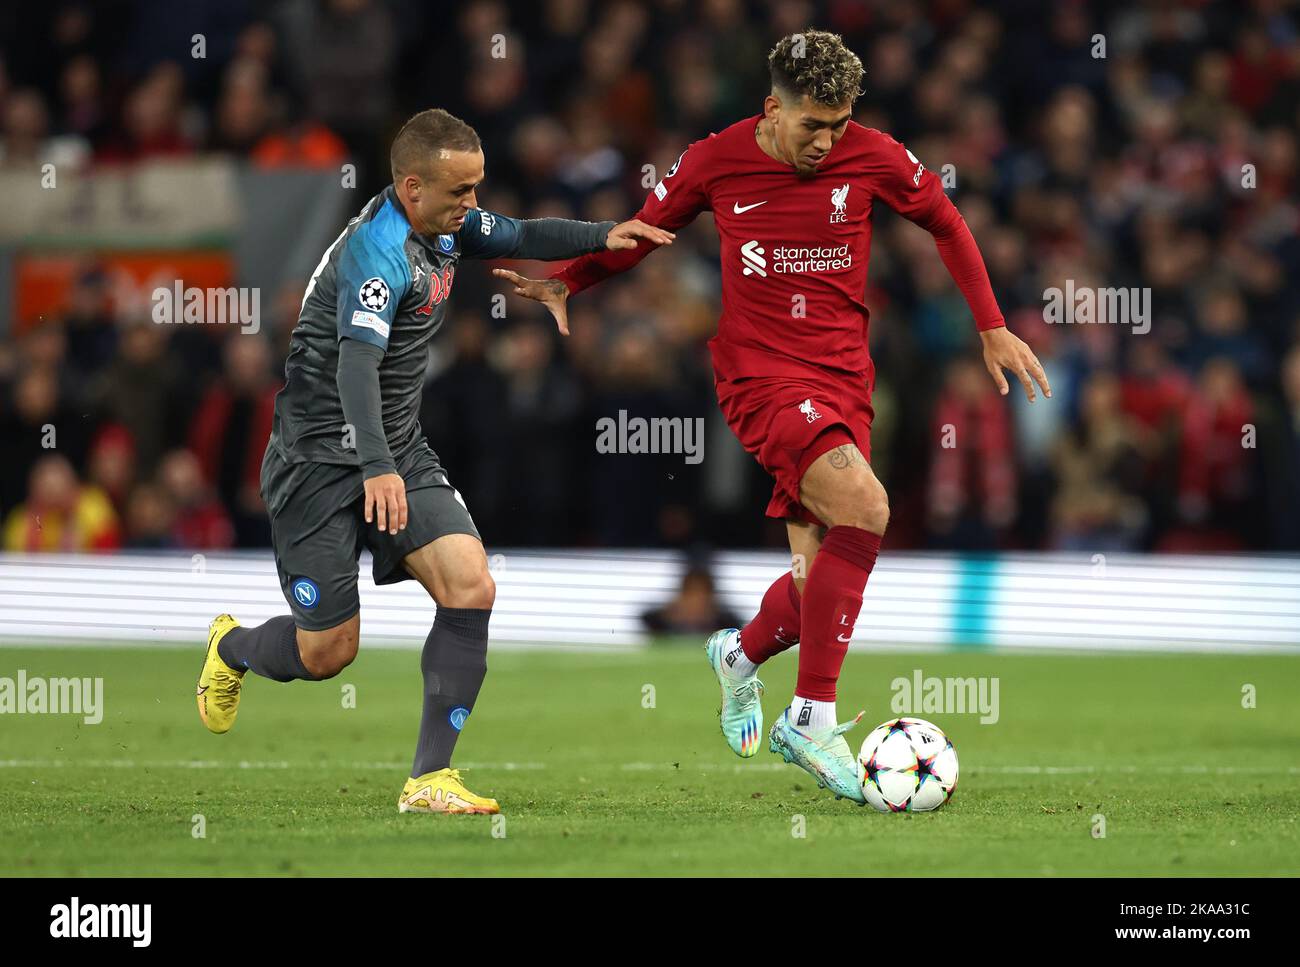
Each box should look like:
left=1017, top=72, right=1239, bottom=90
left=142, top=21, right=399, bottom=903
left=496, top=29, right=1050, bottom=802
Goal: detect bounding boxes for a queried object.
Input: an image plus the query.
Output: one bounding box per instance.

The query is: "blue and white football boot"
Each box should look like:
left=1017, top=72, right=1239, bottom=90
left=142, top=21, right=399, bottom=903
left=705, top=628, right=764, bottom=758
left=769, top=706, right=867, bottom=803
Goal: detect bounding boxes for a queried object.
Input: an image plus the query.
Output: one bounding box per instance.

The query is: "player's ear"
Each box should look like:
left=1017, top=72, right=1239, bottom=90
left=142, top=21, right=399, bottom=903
left=763, top=92, right=782, bottom=122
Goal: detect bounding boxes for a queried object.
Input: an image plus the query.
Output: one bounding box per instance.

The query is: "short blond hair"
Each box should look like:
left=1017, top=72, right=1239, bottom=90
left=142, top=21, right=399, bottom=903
left=390, top=108, right=481, bottom=181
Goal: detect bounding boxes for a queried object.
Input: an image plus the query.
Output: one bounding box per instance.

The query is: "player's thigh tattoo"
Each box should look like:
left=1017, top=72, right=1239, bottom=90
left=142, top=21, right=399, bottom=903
left=826, top=443, right=866, bottom=471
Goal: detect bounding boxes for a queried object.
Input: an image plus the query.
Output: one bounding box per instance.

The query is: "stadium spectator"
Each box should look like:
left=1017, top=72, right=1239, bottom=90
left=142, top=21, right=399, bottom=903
left=1049, top=372, right=1149, bottom=551
left=420, top=312, right=509, bottom=533
left=0, top=364, right=84, bottom=515
left=1261, top=344, right=1300, bottom=549
left=2, top=454, right=119, bottom=552
left=86, top=424, right=137, bottom=516
left=0, top=86, right=89, bottom=168
left=641, top=563, right=742, bottom=636
left=495, top=319, right=582, bottom=545
left=926, top=356, right=1018, bottom=549
left=188, top=335, right=277, bottom=546
left=85, top=319, right=189, bottom=476
left=158, top=448, right=235, bottom=550
left=95, top=62, right=194, bottom=163
left=122, top=479, right=177, bottom=549
left=60, top=266, right=119, bottom=382
left=1170, top=357, right=1257, bottom=550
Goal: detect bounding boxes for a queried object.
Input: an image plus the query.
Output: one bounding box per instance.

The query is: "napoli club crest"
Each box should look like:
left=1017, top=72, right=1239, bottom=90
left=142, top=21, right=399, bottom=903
left=292, top=578, right=319, bottom=609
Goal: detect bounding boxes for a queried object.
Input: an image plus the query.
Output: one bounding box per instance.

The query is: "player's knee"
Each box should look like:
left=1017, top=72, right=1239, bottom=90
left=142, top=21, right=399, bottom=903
left=440, top=567, right=495, bottom=610
left=824, top=476, right=889, bottom=533
left=298, top=625, right=358, bottom=679
left=861, top=479, right=890, bottom=533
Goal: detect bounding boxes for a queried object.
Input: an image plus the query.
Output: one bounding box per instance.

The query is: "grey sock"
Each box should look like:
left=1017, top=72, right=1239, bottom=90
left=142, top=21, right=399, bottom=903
left=411, top=607, right=490, bottom=777
left=217, top=615, right=315, bottom=682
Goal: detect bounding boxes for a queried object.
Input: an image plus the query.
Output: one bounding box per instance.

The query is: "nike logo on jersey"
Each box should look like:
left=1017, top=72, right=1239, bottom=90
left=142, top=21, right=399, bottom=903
left=733, top=200, right=768, bottom=214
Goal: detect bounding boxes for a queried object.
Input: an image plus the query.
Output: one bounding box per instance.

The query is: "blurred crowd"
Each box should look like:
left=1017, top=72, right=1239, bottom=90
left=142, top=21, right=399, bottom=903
left=2, top=0, right=1300, bottom=554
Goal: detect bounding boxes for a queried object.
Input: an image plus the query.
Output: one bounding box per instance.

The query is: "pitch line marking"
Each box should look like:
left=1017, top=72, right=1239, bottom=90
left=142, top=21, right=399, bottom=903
left=1, top=760, right=1296, bottom=775
left=0, top=759, right=546, bottom=771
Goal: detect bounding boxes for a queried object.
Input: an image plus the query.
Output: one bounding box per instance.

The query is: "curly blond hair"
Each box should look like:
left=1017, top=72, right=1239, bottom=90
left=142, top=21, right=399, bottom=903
left=768, top=29, right=864, bottom=107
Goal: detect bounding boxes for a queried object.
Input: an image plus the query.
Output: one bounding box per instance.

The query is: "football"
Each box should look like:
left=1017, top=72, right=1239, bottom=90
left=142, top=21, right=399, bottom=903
left=859, top=717, right=959, bottom=813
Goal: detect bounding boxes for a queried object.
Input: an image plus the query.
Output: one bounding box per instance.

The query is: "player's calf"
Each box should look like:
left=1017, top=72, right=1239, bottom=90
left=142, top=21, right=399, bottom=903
left=402, top=536, right=495, bottom=783
left=216, top=614, right=322, bottom=683
left=296, top=619, right=360, bottom=679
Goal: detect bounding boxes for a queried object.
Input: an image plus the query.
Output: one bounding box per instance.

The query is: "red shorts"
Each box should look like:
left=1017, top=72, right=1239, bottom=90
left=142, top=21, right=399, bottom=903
left=716, top=370, right=875, bottom=525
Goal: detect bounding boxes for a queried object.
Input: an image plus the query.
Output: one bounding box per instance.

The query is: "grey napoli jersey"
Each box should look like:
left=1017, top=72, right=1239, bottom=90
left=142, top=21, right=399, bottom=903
left=270, top=186, right=539, bottom=466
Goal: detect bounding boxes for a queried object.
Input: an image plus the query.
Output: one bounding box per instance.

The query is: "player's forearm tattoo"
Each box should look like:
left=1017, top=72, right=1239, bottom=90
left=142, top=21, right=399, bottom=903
left=827, top=444, right=865, bottom=470
left=541, top=279, right=568, bottom=299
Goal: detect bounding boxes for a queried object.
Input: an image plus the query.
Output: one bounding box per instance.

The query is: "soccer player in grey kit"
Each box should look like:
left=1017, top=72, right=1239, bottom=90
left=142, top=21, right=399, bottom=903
left=195, top=109, right=674, bottom=814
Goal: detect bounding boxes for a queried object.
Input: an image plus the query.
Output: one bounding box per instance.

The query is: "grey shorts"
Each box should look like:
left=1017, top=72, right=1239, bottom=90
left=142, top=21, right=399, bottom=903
left=261, top=442, right=480, bottom=631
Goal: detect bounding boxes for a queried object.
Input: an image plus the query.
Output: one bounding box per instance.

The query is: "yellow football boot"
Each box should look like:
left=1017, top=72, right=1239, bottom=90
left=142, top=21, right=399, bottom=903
left=196, top=614, right=246, bottom=734
left=398, top=769, right=500, bottom=815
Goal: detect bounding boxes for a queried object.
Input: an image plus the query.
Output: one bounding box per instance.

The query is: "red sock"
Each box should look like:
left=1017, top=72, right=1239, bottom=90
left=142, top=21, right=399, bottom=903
left=795, top=526, right=882, bottom=701
left=740, top=571, right=801, bottom=664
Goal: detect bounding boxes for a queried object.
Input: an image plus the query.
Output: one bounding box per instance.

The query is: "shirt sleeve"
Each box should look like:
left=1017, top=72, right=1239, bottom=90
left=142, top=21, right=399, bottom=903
left=335, top=221, right=413, bottom=351
left=457, top=209, right=614, bottom=260
left=336, top=338, right=395, bottom=478
left=868, top=133, right=1005, bottom=332
left=550, top=138, right=713, bottom=295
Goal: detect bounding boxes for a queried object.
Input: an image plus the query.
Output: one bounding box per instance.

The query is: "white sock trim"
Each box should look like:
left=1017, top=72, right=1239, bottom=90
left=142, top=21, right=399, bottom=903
left=791, top=695, right=836, bottom=732
left=722, top=632, right=760, bottom=679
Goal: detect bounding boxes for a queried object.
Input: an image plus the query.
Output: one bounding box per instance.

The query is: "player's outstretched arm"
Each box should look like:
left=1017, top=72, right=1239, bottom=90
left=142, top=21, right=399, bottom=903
left=459, top=210, right=673, bottom=263
left=491, top=139, right=710, bottom=334
left=545, top=140, right=711, bottom=298
left=604, top=219, right=677, bottom=250
left=490, top=220, right=675, bottom=334
left=492, top=270, right=572, bottom=335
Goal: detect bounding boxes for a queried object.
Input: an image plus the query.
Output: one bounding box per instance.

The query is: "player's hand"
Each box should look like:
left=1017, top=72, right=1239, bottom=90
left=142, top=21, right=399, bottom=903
left=492, top=269, right=573, bottom=335
left=364, top=472, right=407, bottom=535
left=604, top=219, right=675, bottom=251
left=980, top=326, right=1051, bottom=401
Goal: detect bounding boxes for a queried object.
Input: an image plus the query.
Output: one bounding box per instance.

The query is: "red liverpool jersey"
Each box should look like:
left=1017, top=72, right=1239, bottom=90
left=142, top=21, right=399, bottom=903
left=554, top=115, right=1005, bottom=383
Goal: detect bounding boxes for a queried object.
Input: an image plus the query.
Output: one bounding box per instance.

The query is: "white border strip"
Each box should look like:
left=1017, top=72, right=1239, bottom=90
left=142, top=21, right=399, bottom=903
left=0, top=550, right=1297, bottom=653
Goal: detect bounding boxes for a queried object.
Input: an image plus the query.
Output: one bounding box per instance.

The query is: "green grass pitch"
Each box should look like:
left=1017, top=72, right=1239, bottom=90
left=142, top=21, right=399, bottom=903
left=1, top=644, right=1297, bottom=876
